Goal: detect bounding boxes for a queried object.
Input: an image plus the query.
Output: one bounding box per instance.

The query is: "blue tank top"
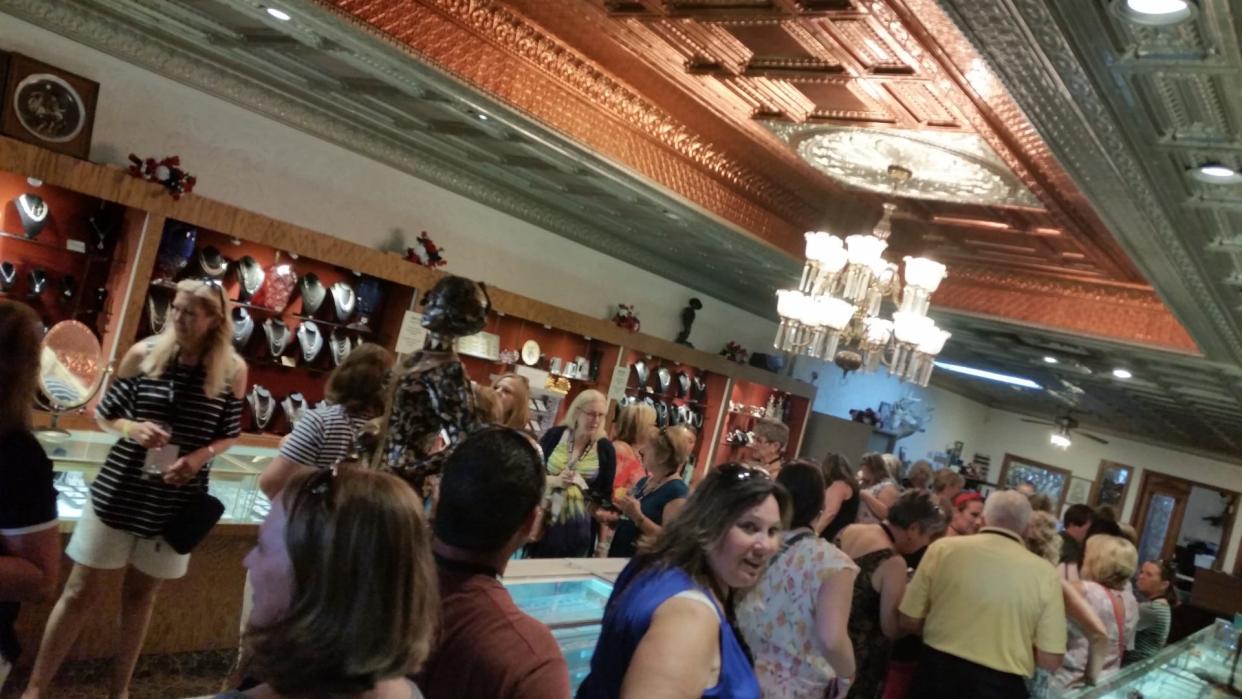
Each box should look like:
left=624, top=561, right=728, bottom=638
left=577, top=562, right=760, bottom=699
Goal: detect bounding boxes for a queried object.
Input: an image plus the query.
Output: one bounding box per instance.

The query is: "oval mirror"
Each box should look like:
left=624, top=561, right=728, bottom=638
left=39, top=319, right=104, bottom=411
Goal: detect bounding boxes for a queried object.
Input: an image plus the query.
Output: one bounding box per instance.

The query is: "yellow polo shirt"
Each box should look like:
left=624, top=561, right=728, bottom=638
left=899, top=527, right=1066, bottom=677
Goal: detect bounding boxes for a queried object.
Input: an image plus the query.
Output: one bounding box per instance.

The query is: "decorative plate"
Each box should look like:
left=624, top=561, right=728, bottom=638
left=521, top=339, right=540, bottom=366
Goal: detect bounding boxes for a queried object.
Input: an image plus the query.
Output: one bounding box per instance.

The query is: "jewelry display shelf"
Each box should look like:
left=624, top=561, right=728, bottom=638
left=0, top=228, right=89, bottom=255
left=0, top=135, right=816, bottom=474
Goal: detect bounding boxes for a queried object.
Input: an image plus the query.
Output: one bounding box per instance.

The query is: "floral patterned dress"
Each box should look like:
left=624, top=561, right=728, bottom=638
left=737, top=530, right=859, bottom=699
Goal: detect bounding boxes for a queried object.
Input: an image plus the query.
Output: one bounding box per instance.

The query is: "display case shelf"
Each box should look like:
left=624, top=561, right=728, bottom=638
left=1066, top=621, right=1241, bottom=698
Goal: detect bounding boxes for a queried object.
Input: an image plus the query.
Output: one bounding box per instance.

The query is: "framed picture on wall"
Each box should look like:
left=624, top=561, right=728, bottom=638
left=997, top=453, right=1074, bottom=511
left=1091, top=460, right=1134, bottom=512
left=1066, top=477, right=1093, bottom=506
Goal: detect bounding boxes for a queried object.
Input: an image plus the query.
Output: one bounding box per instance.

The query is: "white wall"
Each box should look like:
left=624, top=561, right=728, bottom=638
left=1176, top=486, right=1227, bottom=550
left=0, top=14, right=778, bottom=355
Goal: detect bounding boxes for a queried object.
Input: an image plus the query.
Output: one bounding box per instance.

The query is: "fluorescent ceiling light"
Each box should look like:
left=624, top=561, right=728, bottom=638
left=1115, top=0, right=1194, bottom=25
left=934, top=361, right=1042, bottom=389
left=1043, top=356, right=1059, bottom=364
left=1112, top=368, right=1133, bottom=379
left=265, top=7, right=292, bottom=21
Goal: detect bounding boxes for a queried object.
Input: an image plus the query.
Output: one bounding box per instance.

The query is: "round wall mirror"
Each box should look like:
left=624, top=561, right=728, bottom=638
left=38, top=320, right=105, bottom=418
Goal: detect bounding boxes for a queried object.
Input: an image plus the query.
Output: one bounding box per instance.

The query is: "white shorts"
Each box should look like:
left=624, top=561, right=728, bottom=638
left=65, top=500, right=190, bottom=580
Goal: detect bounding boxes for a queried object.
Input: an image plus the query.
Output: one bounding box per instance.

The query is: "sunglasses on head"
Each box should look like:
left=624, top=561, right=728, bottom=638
left=717, top=463, right=771, bottom=482
left=193, top=277, right=228, bottom=311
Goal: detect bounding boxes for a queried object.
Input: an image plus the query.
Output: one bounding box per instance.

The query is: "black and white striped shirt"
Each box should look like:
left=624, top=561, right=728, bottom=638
left=278, top=402, right=366, bottom=469
left=93, top=361, right=242, bottom=538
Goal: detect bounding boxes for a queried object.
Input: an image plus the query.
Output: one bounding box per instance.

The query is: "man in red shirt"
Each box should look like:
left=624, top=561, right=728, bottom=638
left=417, top=427, right=570, bottom=699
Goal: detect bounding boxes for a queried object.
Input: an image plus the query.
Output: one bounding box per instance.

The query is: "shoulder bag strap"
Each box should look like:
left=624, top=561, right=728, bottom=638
left=1106, top=588, right=1127, bottom=661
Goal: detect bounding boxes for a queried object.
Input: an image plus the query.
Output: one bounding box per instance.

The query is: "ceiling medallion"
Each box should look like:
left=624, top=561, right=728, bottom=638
left=774, top=166, right=951, bottom=387
left=767, top=123, right=1042, bottom=209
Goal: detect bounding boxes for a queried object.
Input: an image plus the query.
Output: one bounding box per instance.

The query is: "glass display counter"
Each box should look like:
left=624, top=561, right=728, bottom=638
left=1067, top=620, right=1242, bottom=698
left=38, top=429, right=276, bottom=525
left=506, top=577, right=612, bottom=692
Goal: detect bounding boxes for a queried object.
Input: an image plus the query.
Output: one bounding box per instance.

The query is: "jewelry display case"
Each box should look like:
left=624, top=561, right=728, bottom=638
left=1066, top=620, right=1242, bottom=698
left=40, top=429, right=276, bottom=525
left=617, top=349, right=728, bottom=474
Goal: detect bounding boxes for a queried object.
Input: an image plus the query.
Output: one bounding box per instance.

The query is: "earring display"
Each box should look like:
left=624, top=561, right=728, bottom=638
left=0, top=261, right=15, bottom=292
left=329, top=327, right=352, bottom=366
left=261, top=318, right=290, bottom=358
left=232, top=307, right=254, bottom=351
left=246, top=384, right=279, bottom=431
left=299, top=272, right=326, bottom=316
left=27, top=268, right=47, bottom=298
left=330, top=281, right=356, bottom=322
left=14, top=193, right=48, bottom=239
left=236, top=256, right=265, bottom=302
left=297, top=320, right=323, bottom=363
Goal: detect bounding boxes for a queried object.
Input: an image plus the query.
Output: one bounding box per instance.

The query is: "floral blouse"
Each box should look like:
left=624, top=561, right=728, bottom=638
left=737, top=530, right=859, bottom=699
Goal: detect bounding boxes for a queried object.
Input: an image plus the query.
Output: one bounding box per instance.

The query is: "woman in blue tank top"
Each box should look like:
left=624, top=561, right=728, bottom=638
left=578, top=463, right=790, bottom=699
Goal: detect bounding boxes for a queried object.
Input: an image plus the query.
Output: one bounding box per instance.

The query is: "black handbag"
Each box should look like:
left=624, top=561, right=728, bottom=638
left=162, top=489, right=225, bottom=554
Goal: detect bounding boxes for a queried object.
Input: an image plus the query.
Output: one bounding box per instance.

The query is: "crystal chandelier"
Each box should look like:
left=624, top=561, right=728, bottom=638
left=773, top=166, right=951, bottom=387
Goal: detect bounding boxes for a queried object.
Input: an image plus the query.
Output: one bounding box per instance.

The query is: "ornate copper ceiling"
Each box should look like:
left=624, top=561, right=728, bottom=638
left=325, top=0, right=1198, bottom=354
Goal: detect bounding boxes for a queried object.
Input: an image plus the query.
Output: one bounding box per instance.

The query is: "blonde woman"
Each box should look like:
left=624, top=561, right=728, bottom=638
left=528, top=389, right=615, bottom=558
left=491, top=372, right=531, bottom=431
left=1023, top=510, right=1110, bottom=699
left=23, top=279, right=247, bottom=699
left=611, top=403, right=656, bottom=493
left=1053, top=535, right=1139, bottom=692
left=856, top=452, right=901, bottom=524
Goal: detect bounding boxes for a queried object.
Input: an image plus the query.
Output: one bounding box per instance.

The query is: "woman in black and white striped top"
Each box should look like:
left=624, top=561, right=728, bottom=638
left=257, top=343, right=391, bottom=499
left=23, top=278, right=246, bottom=699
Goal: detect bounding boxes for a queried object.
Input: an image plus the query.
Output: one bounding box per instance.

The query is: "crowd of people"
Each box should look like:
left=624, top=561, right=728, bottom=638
left=0, top=290, right=1182, bottom=699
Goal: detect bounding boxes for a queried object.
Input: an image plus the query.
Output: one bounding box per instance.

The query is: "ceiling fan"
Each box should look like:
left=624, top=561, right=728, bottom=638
left=1021, top=413, right=1109, bottom=447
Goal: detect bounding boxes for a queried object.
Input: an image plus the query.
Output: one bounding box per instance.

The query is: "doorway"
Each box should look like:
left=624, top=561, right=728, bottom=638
left=1132, top=471, right=1238, bottom=581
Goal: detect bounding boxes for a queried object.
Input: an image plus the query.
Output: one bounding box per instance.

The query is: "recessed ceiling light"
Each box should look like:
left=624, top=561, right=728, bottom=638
left=1043, top=356, right=1059, bottom=364
left=265, top=7, right=292, bottom=21
left=933, top=361, right=1042, bottom=389
left=1113, top=0, right=1195, bottom=26
left=476, top=113, right=489, bottom=121
left=1189, top=163, right=1242, bottom=184
left=1113, top=368, right=1133, bottom=379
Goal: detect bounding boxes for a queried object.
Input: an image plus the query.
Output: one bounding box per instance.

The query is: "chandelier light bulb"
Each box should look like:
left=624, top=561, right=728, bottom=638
left=917, top=327, right=952, bottom=356
left=811, top=297, right=856, bottom=330
left=903, top=256, right=948, bottom=292
left=864, top=317, right=894, bottom=345
left=892, top=311, right=934, bottom=345
left=845, top=234, right=888, bottom=267
left=776, top=289, right=804, bottom=320
left=804, top=232, right=848, bottom=270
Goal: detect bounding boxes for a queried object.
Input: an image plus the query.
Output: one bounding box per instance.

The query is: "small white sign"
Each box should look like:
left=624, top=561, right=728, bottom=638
left=395, top=311, right=428, bottom=355
left=607, top=363, right=631, bottom=402
left=66, top=239, right=86, bottom=253
left=455, top=331, right=500, bottom=361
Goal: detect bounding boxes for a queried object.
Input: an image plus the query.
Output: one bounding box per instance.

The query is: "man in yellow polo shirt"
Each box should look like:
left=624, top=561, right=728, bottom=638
left=898, top=490, right=1066, bottom=698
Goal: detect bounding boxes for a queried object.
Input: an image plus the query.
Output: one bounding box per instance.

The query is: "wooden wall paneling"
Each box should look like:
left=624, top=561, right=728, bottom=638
left=700, top=376, right=735, bottom=477
left=0, top=136, right=815, bottom=399
left=108, top=209, right=163, bottom=361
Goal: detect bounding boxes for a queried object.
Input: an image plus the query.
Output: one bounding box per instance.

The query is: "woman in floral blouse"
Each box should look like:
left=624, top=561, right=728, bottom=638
left=738, top=460, right=858, bottom=699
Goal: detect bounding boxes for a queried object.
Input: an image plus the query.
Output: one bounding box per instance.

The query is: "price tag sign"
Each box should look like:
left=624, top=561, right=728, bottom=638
left=607, top=363, right=630, bottom=402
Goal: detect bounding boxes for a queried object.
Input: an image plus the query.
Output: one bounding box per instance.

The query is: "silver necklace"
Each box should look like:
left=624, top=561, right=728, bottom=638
left=282, top=393, right=307, bottom=426
left=633, top=361, right=648, bottom=388
left=237, top=256, right=265, bottom=301
left=330, top=328, right=352, bottom=366
left=232, top=307, right=253, bottom=350
left=1, top=262, right=17, bottom=291
left=299, top=273, right=326, bottom=315
left=148, top=295, right=169, bottom=335
left=263, top=318, right=289, bottom=357
left=297, top=320, right=323, bottom=362
left=330, top=282, right=356, bottom=322
left=198, top=246, right=228, bottom=278
left=16, top=194, right=48, bottom=239
left=248, top=385, right=276, bottom=430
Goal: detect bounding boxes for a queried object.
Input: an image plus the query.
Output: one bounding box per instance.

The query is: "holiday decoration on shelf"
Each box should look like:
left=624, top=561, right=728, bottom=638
left=612, top=304, right=640, bottom=333
left=127, top=154, right=196, bottom=199
left=720, top=341, right=749, bottom=364
left=406, top=231, right=446, bottom=268
left=849, top=408, right=882, bottom=427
